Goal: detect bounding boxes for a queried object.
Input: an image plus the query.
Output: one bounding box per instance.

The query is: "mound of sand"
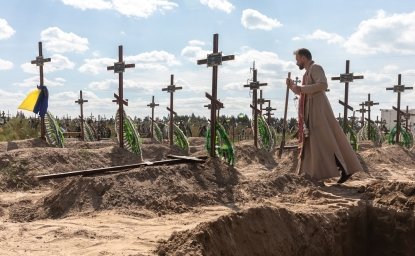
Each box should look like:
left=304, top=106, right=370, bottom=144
left=10, top=158, right=239, bottom=221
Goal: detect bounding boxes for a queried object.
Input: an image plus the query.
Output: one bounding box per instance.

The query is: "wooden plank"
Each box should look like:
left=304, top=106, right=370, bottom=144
left=35, top=156, right=206, bottom=181
left=166, top=154, right=207, bottom=162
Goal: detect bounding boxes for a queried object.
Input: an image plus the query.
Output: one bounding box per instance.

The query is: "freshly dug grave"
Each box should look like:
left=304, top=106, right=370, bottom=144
left=156, top=203, right=415, bottom=256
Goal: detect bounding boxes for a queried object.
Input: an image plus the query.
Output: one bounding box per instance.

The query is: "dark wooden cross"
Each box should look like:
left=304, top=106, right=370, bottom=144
left=204, top=97, right=223, bottom=117
left=31, top=41, right=51, bottom=140
left=336, top=113, right=342, bottom=122
left=257, top=90, right=267, bottom=113
left=374, top=116, right=384, bottom=130
left=402, top=106, right=415, bottom=132
left=263, top=100, right=276, bottom=125
left=386, top=74, right=413, bottom=144
left=75, top=90, right=88, bottom=140
left=197, top=33, right=234, bottom=157
left=243, top=62, right=267, bottom=148
left=331, top=60, right=364, bottom=133
left=357, top=102, right=367, bottom=126
left=162, top=74, right=182, bottom=146
left=363, top=93, right=379, bottom=140
left=349, top=111, right=358, bottom=130
left=107, top=45, right=135, bottom=148
left=147, top=96, right=159, bottom=140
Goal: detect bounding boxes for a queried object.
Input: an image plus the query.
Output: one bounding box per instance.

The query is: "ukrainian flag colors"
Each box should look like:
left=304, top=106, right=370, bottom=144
left=18, top=85, right=49, bottom=117
left=18, top=88, right=41, bottom=112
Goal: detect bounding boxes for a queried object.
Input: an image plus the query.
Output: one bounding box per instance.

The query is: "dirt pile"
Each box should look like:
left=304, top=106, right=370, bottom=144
left=10, top=158, right=239, bottom=221
left=361, top=181, right=415, bottom=212
left=359, top=144, right=415, bottom=168
left=0, top=138, right=184, bottom=191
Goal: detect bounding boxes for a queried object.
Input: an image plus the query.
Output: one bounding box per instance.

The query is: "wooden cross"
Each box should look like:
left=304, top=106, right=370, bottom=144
left=402, top=106, right=415, bottom=132
left=147, top=96, right=159, bottom=140
left=336, top=113, right=342, bottom=122
left=263, top=100, right=276, bottom=125
left=75, top=90, right=88, bottom=140
left=357, top=102, right=367, bottom=126
left=197, top=33, right=234, bottom=157
left=386, top=74, right=413, bottom=144
left=278, top=72, right=296, bottom=158
left=257, top=90, right=266, bottom=113
left=162, top=74, right=182, bottom=146
left=31, top=42, right=51, bottom=140
left=243, top=62, right=267, bottom=148
left=363, top=93, right=379, bottom=140
left=349, top=111, right=358, bottom=130
left=331, top=60, right=364, bottom=133
left=204, top=96, right=223, bottom=117
left=107, top=45, right=135, bottom=148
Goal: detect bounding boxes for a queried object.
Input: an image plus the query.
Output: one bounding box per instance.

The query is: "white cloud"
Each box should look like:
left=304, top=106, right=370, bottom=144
left=188, top=40, right=205, bottom=46
left=79, top=57, right=116, bottom=75
left=344, top=10, right=415, bottom=55
left=41, top=27, right=89, bottom=53
left=200, top=0, right=234, bottom=14
left=61, top=0, right=112, bottom=10
left=0, top=18, right=15, bottom=40
left=126, top=50, right=181, bottom=69
left=80, top=51, right=180, bottom=75
left=21, top=54, right=75, bottom=74
left=292, top=10, right=415, bottom=55
left=292, top=29, right=345, bottom=44
left=0, top=58, right=13, bottom=70
left=241, top=9, right=282, bottom=31
left=112, top=0, right=178, bottom=18
left=15, top=76, right=66, bottom=88
left=62, top=0, right=179, bottom=18
left=228, top=47, right=296, bottom=75
left=88, top=79, right=117, bottom=90
left=181, top=40, right=210, bottom=62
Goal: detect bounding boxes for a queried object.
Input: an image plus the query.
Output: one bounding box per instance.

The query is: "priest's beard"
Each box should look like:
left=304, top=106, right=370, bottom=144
left=297, top=63, right=304, bottom=70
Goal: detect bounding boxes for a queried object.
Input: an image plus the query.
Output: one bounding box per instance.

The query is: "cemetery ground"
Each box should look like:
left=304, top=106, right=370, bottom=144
left=0, top=137, right=414, bottom=255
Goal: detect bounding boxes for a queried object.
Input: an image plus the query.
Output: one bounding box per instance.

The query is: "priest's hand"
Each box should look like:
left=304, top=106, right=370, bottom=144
left=286, top=78, right=301, bottom=94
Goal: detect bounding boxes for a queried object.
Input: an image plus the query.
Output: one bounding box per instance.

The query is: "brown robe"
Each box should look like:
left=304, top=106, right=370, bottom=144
left=297, top=63, right=363, bottom=180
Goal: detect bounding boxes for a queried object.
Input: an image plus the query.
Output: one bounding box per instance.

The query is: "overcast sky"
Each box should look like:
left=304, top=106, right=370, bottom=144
left=0, top=0, right=414, bottom=120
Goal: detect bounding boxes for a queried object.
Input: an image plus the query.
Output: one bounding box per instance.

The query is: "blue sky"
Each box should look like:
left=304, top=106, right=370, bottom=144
left=0, top=0, right=414, bottom=121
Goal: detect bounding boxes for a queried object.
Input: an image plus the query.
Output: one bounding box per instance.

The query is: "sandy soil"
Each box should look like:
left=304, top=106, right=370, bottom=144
left=0, top=137, right=414, bottom=255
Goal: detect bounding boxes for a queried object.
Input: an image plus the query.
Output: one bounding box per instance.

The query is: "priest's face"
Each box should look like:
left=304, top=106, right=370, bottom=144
left=296, top=54, right=306, bottom=70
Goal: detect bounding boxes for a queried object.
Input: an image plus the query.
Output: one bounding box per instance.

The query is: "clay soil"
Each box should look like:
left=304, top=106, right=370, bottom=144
left=0, top=137, right=414, bottom=255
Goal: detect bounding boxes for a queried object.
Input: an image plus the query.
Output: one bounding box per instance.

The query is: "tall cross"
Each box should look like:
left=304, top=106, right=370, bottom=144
left=364, top=93, right=379, bottom=140
left=31, top=42, right=51, bottom=140
left=197, top=33, right=234, bottom=157
left=243, top=62, right=267, bottom=148
left=331, top=60, right=364, bottom=133
left=162, top=74, right=182, bottom=146
left=107, top=45, right=135, bottom=148
left=386, top=74, right=413, bottom=144
left=147, top=96, right=159, bottom=140
left=75, top=90, right=88, bottom=140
